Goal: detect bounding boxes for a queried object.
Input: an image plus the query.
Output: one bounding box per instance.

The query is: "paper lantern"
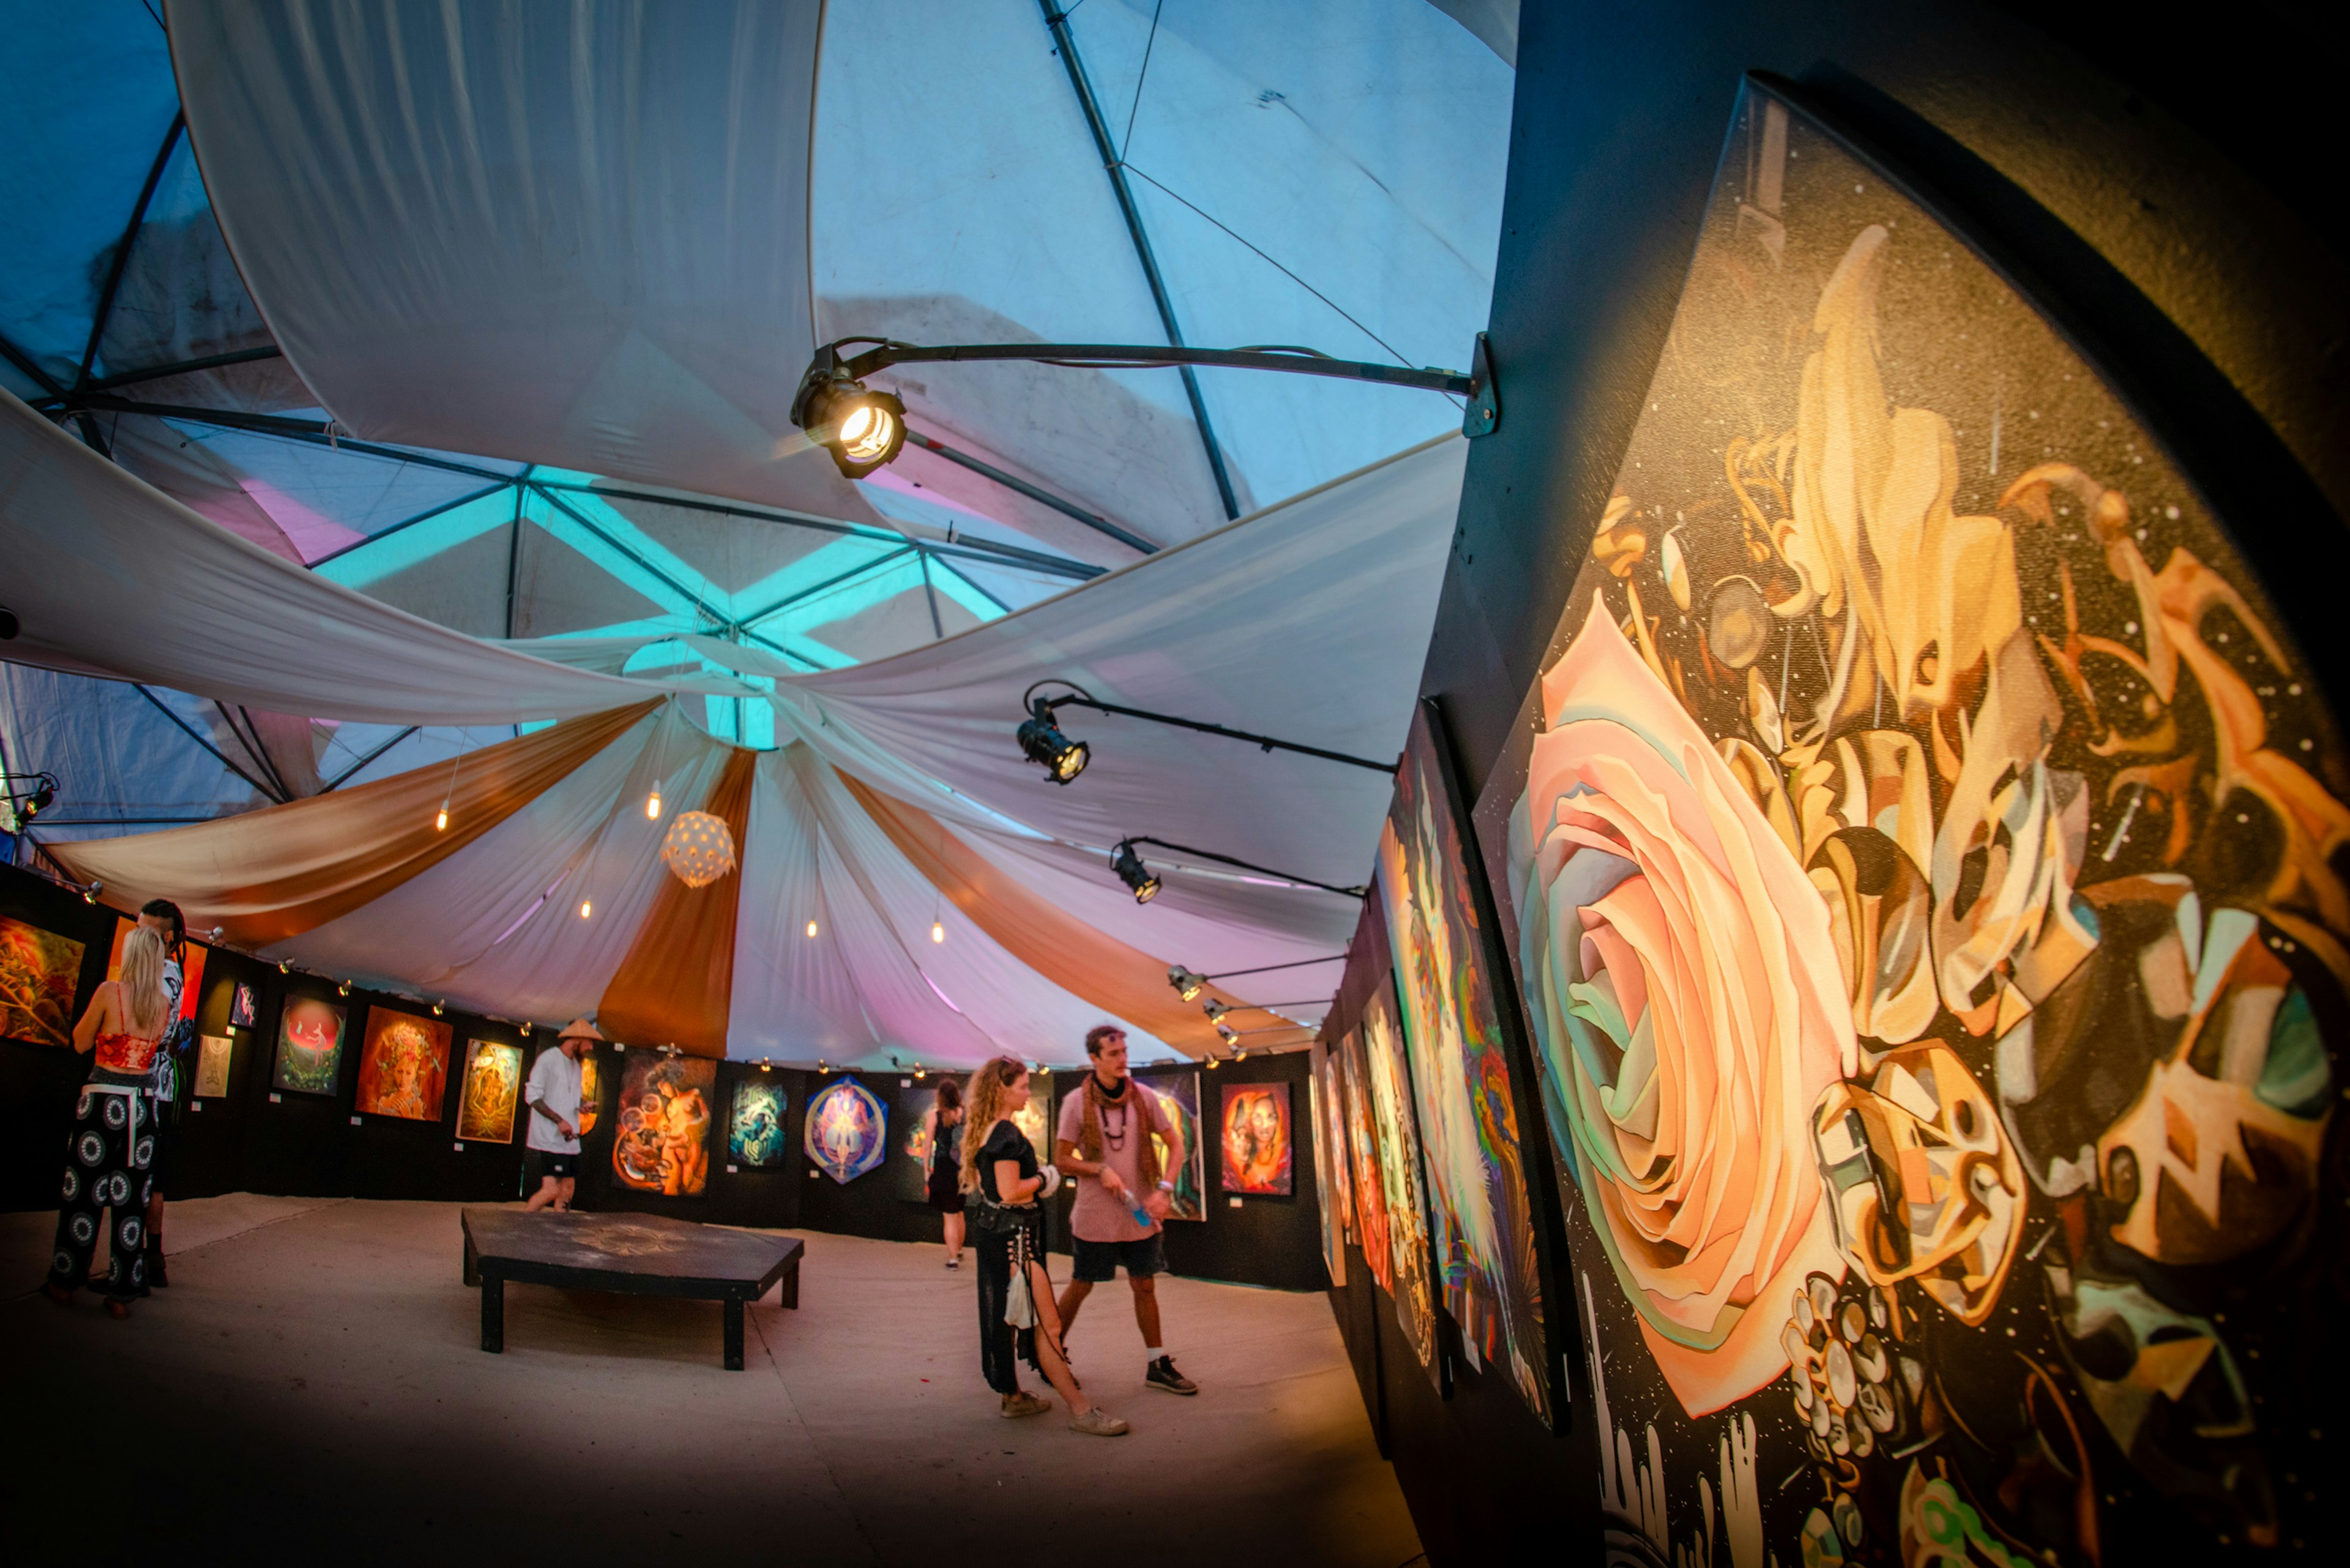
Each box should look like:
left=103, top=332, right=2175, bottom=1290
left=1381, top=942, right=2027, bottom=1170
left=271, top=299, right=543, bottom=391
left=660, top=810, right=737, bottom=888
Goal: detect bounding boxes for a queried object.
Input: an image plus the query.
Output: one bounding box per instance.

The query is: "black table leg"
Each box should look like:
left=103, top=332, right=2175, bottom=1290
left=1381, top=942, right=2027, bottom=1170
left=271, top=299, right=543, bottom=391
left=724, top=1298, right=745, bottom=1370
left=481, top=1275, right=504, bottom=1353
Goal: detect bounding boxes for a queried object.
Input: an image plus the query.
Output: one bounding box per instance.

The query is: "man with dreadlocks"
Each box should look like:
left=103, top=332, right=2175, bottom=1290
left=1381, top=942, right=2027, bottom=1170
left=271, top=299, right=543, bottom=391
left=1053, top=1024, right=1198, bottom=1396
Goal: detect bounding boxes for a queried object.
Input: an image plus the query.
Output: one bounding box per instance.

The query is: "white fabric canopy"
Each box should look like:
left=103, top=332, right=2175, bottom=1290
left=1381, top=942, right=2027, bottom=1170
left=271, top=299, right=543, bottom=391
left=165, top=0, right=873, bottom=523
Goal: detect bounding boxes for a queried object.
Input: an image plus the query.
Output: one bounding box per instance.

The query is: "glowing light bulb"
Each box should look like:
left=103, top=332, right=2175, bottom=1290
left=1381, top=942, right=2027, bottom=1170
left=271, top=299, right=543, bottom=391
left=579, top=899, right=593, bottom=919
left=838, top=402, right=898, bottom=462
left=805, top=919, right=819, bottom=938
left=931, top=919, right=945, bottom=944
left=435, top=805, right=449, bottom=831
left=646, top=788, right=662, bottom=821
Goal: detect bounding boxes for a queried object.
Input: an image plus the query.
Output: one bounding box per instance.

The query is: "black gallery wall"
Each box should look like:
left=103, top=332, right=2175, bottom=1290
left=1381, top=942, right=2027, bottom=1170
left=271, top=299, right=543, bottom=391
left=1329, top=2, right=2350, bottom=1566
left=0, top=861, right=1323, bottom=1294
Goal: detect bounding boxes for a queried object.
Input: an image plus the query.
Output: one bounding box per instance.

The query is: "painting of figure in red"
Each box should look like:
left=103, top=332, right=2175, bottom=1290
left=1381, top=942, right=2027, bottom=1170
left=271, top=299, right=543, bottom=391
left=1218, top=1082, right=1292, bottom=1197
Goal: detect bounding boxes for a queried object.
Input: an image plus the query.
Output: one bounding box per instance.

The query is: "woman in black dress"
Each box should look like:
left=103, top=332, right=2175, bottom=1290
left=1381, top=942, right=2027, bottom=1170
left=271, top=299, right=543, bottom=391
left=960, top=1056, right=1127, bottom=1435
left=926, top=1078, right=966, bottom=1268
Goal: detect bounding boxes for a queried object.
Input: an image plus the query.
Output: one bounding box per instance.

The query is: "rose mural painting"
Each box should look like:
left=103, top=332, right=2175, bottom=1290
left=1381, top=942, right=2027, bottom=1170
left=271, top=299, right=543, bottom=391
left=1471, top=80, right=2343, bottom=1567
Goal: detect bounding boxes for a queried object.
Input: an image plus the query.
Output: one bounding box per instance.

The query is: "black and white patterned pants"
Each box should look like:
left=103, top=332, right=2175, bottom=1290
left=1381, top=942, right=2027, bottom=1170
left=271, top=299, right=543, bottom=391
left=48, top=1086, right=154, bottom=1302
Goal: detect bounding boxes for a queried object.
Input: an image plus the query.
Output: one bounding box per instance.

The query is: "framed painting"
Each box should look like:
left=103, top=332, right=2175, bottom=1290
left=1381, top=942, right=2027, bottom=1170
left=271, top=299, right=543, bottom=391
left=1138, top=1067, right=1206, bottom=1221
left=575, top=1049, right=602, bottom=1136
left=1472, top=76, right=2346, bottom=1567
left=900, top=1107, right=936, bottom=1202
left=729, top=1077, right=788, bottom=1168
left=1218, top=1081, right=1293, bottom=1196
left=804, top=1078, right=887, bottom=1184
left=1308, top=1064, right=1345, bottom=1286
left=1337, top=1026, right=1392, bottom=1293
left=270, top=995, right=346, bottom=1097
left=352, top=1006, right=452, bottom=1122
left=454, top=1039, right=523, bottom=1143
left=1012, top=1070, right=1053, bottom=1166
left=611, top=1052, right=714, bottom=1197
left=193, top=1033, right=234, bottom=1099
left=1361, top=974, right=1444, bottom=1394
left=0, top=915, right=84, bottom=1048
left=229, top=980, right=258, bottom=1029
left=1379, top=701, right=1557, bottom=1422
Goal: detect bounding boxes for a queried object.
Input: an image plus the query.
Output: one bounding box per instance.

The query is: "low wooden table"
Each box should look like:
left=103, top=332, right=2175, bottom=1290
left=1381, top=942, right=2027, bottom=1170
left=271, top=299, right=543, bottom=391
left=461, top=1208, right=801, bottom=1370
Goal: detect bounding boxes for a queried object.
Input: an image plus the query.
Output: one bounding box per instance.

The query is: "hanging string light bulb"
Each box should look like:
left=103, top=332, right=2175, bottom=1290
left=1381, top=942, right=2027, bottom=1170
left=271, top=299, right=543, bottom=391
left=660, top=809, right=737, bottom=888
left=646, top=778, right=663, bottom=821
left=436, top=745, right=463, bottom=832
left=579, top=898, right=593, bottom=919
left=805, top=919, right=820, bottom=938
left=931, top=917, right=946, bottom=944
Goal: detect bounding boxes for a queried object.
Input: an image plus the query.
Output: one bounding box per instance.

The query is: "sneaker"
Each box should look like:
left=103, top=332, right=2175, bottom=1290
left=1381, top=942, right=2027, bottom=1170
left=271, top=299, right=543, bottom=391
left=946, top=1256, right=960, bottom=1271
left=1068, top=1406, right=1129, bottom=1436
left=1145, top=1355, right=1198, bottom=1395
left=1000, top=1391, right=1052, bottom=1419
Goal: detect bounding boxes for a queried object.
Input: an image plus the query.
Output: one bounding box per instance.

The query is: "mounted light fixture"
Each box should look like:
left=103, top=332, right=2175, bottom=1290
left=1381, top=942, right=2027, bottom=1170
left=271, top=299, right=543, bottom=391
left=520, top=1021, right=532, bottom=1037
left=1113, top=835, right=1365, bottom=903
left=1215, top=1023, right=1241, bottom=1050
left=337, top=980, right=351, bottom=997
left=1110, top=840, right=1162, bottom=904
left=786, top=335, right=1497, bottom=485
left=1205, top=1053, right=1222, bottom=1070
left=83, top=878, right=102, bottom=905
left=789, top=351, right=908, bottom=479
left=1, top=769, right=58, bottom=834
left=431, top=1000, right=445, bottom=1017
left=913, top=1065, right=927, bottom=1080
left=278, top=959, right=292, bottom=974
left=1015, top=692, right=1089, bottom=785
left=1017, top=680, right=1387, bottom=780
left=1201, top=999, right=1231, bottom=1025
left=1168, top=965, right=1207, bottom=1002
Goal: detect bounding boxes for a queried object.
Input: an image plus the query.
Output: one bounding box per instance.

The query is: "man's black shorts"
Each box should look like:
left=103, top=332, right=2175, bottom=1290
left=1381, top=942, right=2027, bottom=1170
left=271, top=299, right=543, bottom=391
left=1072, top=1231, right=1167, bottom=1282
left=526, top=1150, right=580, bottom=1184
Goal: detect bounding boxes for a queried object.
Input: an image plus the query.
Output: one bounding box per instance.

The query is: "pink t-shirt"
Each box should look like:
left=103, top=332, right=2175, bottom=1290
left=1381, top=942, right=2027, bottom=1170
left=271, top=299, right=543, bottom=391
left=1056, top=1077, right=1174, bottom=1244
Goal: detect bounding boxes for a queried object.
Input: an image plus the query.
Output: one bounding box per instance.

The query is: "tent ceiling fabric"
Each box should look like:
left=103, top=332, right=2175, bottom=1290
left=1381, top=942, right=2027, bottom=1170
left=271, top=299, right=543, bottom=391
left=163, top=0, right=876, bottom=523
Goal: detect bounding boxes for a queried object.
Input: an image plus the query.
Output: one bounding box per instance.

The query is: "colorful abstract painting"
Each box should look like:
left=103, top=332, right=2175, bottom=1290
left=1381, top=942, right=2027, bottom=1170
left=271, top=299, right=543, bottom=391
left=193, top=1033, right=234, bottom=1098
left=1313, top=1047, right=1353, bottom=1282
left=1362, top=978, right=1442, bottom=1392
left=352, top=1007, right=451, bottom=1122
left=611, top=1052, right=714, bottom=1196
left=229, top=981, right=257, bottom=1029
left=1012, top=1073, right=1053, bottom=1166
left=804, top=1078, right=887, bottom=1184
left=1476, top=80, right=2346, bottom=1567
left=0, top=916, right=83, bottom=1048
left=454, top=1039, right=521, bottom=1143
left=729, top=1078, right=788, bottom=1168
left=1338, top=1026, right=1392, bottom=1292
left=106, top=916, right=204, bottom=1025
left=900, top=1108, right=936, bottom=1202
left=1218, top=1081, right=1294, bottom=1196
left=269, top=996, right=346, bottom=1097
left=1380, top=703, right=1556, bottom=1422
left=575, top=1050, right=602, bottom=1136
left=1140, top=1067, right=1206, bottom=1221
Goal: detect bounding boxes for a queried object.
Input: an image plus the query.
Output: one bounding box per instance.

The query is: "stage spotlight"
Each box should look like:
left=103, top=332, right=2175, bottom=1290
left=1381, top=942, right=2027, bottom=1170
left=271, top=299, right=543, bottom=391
left=1215, top=1023, right=1240, bottom=1050
left=431, top=1000, right=445, bottom=1017
left=278, top=960, right=292, bottom=974
left=1202, top=999, right=1230, bottom=1025
left=913, top=1065, right=927, bottom=1080
left=1168, top=965, right=1206, bottom=1002
left=789, top=364, right=906, bottom=479
left=1016, top=698, right=1089, bottom=785
left=1110, top=840, right=1160, bottom=904
left=1205, top=1053, right=1222, bottom=1070
left=337, top=980, right=351, bottom=997
left=1, top=771, right=56, bottom=833
left=520, top=1021, right=532, bottom=1037
left=1235, top=1047, right=1249, bottom=1062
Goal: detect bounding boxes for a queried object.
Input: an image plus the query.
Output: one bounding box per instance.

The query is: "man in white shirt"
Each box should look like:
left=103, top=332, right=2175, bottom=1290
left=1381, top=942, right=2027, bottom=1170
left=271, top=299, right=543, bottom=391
left=523, top=1018, right=602, bottom=1211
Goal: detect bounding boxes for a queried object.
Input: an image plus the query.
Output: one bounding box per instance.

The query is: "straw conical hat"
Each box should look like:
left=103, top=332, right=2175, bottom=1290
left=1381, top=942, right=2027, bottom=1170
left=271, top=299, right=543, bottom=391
left=557, top=1017, right=606, bottom=1042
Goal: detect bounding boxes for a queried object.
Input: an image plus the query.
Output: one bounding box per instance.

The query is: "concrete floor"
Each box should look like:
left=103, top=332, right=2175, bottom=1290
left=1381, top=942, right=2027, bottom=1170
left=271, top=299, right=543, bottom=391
left=1, top=1196, right=1422, bottom=1566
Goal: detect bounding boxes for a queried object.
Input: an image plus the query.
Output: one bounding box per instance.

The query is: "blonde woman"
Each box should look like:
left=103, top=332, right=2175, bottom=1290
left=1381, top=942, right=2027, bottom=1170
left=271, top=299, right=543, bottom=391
left=961, top=1056, right=1127, bottom=1435
left=43, top=924, right=171, bottom=1315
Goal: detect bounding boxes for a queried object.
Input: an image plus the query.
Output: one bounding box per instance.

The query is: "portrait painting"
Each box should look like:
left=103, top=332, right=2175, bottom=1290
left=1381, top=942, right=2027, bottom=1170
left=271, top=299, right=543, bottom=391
left=611, top=1052, right=714, bottom=1197
left=454, top=1039, right=522, bottom=1143
left=1218, top=1081, right=1293, bottom=1197
left=1140, top=1067, right=1206, bottom=1222
left=1379, top=703, right=1555, bottom=1422
left=1309, top=1065, right=1345, bottom=1286
left=229, top=980, right=257, bottom=1029
left=269, top=995, right=346, bottom=1097
left=1337, top=1027, right=1392, bottom=1292
left=729, top=1078, right=788, bottom=1168
left=1362, top=977, right=1442, bottom=1392
left=1473, top=80, right=2346, bottom=1567
left=193, top=1033, right=234, bottom=1099
left=0, top=915, right=84, bottom=1049
left=804, top=1078, right=887, bottom=1184
left=352, top=1006, right=451, bottom=1122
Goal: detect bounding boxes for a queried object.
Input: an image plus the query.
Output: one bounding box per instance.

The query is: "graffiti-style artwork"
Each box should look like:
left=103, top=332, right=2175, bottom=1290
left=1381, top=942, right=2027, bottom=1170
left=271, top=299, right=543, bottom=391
left=1218, top=1081, right=1294, bottom=1196
left=1312, top=1051, right=1349, bottom=1286
left=270, top=996, right=346, bottom=1096
left=0, top=916, right=84, bottom=1049
left=1140, top=1069, right=1207, bottom=1222
left=1380, top=704, right=1555, bottom=1423
left=193, top=1033, right=234, bottom=1099
left=229, top=981, right=257, bottom=1029
left=611, top=1053, right=714, bottom=1197
left=729, top=1078, right=787, bottom=1168
left=1363, top=977, right=1444, bottom=1394
left=454, top=1039, right=521, bottom=1142
left=1338, top=1027, right=1393, bottom=1292
left=352, top=1007, right=451, bottom=1122
left=804, top=1078, right=887, bottom=1184
left=1477, top=81, right=2344, bottom=1567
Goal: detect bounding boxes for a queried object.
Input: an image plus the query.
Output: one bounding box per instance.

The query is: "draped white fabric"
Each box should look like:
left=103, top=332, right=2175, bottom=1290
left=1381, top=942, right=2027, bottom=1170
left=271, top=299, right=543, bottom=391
left=165, top=0, right=871, bottom=523
left=0, top=389, right=752, bottom=724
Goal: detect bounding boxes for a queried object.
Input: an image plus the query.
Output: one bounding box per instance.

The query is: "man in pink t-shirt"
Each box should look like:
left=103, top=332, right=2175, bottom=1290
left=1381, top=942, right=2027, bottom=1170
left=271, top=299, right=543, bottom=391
left=1053, top=1025, right=1198, bottom=1395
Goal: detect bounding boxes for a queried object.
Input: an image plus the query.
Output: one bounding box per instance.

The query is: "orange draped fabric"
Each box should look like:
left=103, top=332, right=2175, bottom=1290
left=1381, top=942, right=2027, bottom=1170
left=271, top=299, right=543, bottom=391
left=596, top=746, right=756, bottom=1057
left=50, top=702, right=657, bottom=946
left=838, top=772, right=1308, bottom=1058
